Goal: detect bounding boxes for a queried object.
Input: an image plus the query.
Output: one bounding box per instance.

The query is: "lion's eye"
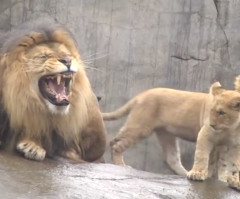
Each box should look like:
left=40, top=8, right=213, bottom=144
left=37, top=54, right=52, bottom=59
left=39, top=54, right=48, bottom=59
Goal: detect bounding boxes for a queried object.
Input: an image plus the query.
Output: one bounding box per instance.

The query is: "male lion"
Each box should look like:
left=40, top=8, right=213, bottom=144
left=0, top=20, right=106, bottom=163
left=187, top=80, right=240, bottom=191
left=102, top=77, right=240, bottom=176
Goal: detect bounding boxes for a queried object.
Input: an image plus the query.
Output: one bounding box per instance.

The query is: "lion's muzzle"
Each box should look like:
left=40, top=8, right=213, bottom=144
left=38, top=71, right=74, bottom=106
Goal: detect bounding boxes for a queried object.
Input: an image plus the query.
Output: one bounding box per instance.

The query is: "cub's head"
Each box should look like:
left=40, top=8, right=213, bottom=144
left=1, top=21, right=88, bottom=115
left=208, top=78, right=240, bottom=132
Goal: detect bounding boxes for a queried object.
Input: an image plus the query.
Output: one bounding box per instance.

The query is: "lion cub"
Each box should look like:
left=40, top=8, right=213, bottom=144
left=187, top=80, right=240, bottom=190
left=102, top=84, right=211, bottom=176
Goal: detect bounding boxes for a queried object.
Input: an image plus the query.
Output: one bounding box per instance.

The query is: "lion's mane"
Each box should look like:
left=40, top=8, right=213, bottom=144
left=0, top=20, right=106, bottom=161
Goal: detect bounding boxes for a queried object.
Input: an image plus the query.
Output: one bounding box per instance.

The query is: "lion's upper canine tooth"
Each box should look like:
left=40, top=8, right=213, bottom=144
left=57, top=74, right=61, bottom=85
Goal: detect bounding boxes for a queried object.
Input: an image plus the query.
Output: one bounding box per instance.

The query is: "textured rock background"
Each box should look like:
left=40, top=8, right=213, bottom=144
left=0, top=0, right=240, bottom=174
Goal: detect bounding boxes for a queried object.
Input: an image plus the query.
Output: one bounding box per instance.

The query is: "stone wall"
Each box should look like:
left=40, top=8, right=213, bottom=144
left=1, top=0, right=240, bottom=174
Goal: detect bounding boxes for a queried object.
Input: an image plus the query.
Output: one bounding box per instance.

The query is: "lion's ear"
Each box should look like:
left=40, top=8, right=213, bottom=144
left=234, top=76, right=240, bottom=92
left=210, top=82, right=223, bottom=96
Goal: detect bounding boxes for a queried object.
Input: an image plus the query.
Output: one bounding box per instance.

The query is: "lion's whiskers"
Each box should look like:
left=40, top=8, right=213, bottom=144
left=82, top=52, right=108, bottom=73
left=85, top=65, right=104, bottom=72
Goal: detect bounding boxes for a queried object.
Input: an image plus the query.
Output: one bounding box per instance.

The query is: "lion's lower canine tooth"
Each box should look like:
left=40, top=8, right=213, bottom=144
left=56, top=95, right=61, bottom=102
left=57, top=74, right=61, bottom=85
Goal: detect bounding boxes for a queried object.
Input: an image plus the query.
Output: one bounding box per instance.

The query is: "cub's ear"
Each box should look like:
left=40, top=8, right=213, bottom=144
left=234, top=76, right=240, bottom=92
left=210, top=82, right=223, bottom=96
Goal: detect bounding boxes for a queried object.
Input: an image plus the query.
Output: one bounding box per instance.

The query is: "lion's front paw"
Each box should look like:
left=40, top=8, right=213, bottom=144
left=227, top=176, right=240, bottom=191
left=187, top=170, right=208, bottom=181
left=17, top=140, right=46, bottom=161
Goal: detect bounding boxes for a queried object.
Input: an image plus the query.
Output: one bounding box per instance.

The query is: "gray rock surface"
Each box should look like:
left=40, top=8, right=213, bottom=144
left=0, top=0, right=240, bottom=174
left=0, top=152, right=239, bottom=199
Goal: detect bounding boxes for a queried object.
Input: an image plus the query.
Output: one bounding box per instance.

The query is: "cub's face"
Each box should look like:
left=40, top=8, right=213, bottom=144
left=209, top=83, right=240, bottom=132
left=25, top=42, right=79, bottom=114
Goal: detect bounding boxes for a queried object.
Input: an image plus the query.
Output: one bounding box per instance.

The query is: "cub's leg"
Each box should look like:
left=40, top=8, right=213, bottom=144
left=110, top=123, right=152, bottom=166
left=227, top=167, right=240, bottom=190
left=207, top=149, right=218, bottom=179
left=16, top=139, right=46, bottom=161
left=110, top=125, right=152, bottom=166
left=187, top=126, right=213, bottom=181
left=110, top=106, right=155, bottom=166
left=223, top=146, right=240, bottom=190
left=155, top=132, right=187, bottom=176
left=216, top=146, right=233, bottom=182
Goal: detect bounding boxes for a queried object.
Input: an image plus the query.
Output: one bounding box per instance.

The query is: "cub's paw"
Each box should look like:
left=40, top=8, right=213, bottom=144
left=17, top=140, right=46, bottom=161
left=227, top=177, right=240, bottom=191
left=187, top=170, right=208, bottom=181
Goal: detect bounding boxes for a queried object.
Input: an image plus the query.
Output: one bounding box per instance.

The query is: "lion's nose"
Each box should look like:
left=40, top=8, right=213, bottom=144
left=58, top=58, right=72, bottom=69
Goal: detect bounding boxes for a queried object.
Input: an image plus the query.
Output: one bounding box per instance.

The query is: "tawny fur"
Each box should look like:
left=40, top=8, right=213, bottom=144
left=187, top=80, right=240, bottom=191
left=102, top=89, right=210, bottom=175
left=0, top=20, right=106, bottom=162
left=102, top=77, right=240, bottom=176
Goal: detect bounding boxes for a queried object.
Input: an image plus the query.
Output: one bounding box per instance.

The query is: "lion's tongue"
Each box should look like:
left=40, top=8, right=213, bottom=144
left=48, top=80, right=68, bottom=102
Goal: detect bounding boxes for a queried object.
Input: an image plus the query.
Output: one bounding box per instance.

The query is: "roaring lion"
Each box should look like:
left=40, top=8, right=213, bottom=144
left=102, top=77, right=240, bottom=176
left=187, top=80, right=240, bottom=191
left=0, top=20, right=107, bottom=163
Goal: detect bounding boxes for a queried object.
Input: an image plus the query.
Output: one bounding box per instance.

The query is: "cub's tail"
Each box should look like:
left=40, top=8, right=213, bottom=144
left=102, top=99, right=136, bottom=120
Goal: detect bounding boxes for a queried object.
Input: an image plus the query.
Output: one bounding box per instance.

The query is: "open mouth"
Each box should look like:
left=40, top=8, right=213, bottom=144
left=38, top=71, right=74, bottom=106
